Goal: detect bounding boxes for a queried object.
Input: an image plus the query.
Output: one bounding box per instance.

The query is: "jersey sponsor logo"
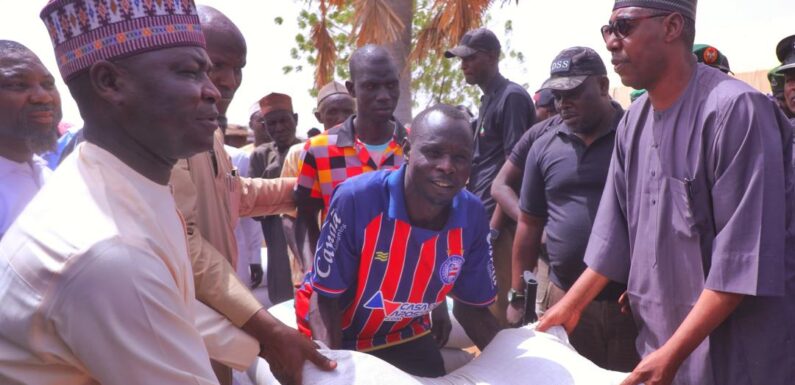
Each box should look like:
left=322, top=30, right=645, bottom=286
left=315, top=209, right=347, bottom=278
left=550, top=59, right=571, bottom=74
left=374, top=251, right=389, bottom=262
left=439, top=255, right=464, bottom=285
left=364, top=291, right=437, bottom=321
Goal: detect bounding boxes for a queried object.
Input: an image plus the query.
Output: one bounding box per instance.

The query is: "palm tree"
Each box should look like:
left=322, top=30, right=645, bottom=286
left=310, top=0, right=509, bottom=122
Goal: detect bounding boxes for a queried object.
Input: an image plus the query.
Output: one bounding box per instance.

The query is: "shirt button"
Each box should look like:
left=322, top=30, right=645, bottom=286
left=651, top=170, right=656, bottom=176
left=652, top=199, right=657, bottom=205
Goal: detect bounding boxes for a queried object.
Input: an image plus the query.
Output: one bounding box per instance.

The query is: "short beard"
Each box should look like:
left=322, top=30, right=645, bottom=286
left=26, top=126, right=58, bottom=155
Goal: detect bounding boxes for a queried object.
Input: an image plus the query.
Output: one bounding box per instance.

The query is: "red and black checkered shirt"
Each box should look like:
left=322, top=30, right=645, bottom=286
left=295, top=116, right=407, bottom=217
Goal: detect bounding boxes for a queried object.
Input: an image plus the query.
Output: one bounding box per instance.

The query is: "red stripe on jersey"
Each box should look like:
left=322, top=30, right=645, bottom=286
left=411, top=318, right=427, bottom=336
left=343, top=214, right=383, bottom=329
left=387, top=235, right=439, bottom=339
left=356, top=220, right=411, bottom=351
left=436, top=228, right=464, bottom=303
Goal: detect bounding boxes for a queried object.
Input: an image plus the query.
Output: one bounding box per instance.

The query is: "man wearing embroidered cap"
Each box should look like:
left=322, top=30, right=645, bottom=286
left=279, top=81, right=355, bottom=286
left=539, top=1, right=795, bottom=385
left=0, top=2, right=334, bottom=385
left=315, top=81, right=355, bottom=130
left=249, top=92, right=302, bottom=304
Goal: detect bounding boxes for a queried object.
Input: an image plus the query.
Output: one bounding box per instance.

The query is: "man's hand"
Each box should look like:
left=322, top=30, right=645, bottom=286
left=243, top=310, right=336, bottom=385
left=618, top=291, right=632, bottom=315
left=431, top=303, right=452, bottom=348
left=505, top=301, right=525, bottom=327
left=250, top=264, right=263, bottom=289
left=535, top=300, right=581, bottom=334
left=619, top=347, right=681, bottom=385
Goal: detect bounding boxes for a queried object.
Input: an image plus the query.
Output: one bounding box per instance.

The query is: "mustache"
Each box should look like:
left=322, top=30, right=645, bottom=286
left=24, top=105, right=58, bottom=114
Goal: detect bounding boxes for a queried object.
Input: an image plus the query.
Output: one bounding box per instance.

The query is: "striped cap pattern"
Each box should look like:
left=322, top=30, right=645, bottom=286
left=613, top=0, right=697, bottom=20
left=40, top=0, right=205, bottom=81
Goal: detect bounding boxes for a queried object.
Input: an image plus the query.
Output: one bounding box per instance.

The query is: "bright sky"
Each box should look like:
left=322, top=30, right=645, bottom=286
left=2, top=0, right=793, bottom=136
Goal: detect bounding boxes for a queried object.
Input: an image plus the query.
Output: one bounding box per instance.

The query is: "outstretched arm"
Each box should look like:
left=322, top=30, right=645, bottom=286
left=452, top=300, right=500, bottom=350
left=311, top=294, right=344, bottom=349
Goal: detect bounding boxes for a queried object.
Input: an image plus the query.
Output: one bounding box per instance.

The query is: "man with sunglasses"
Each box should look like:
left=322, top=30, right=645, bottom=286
left=538, top=1, right=795, bottom=385
left=445, top=28, right=535, bottom=325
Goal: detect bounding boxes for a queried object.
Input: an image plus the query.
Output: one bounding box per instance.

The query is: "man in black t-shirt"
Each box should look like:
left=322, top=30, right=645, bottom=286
left=510, top=47, right=638, bottom=372
left=446, top=28, right=535, bottom=325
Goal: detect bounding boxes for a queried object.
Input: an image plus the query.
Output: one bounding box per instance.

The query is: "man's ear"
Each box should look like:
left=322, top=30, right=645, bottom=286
left=89, top=60, right=127, bottom=105
left=314, top=110, right=323, bottom=124
left=662, top=12, right=685, bottom=44
left=345, top=80, right=355, bottom=98
left=293, top=113, right=299, bottom=126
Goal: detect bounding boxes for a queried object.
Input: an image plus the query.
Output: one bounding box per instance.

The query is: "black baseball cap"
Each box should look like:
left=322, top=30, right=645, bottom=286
left=444, top=28, right=501, bottom=59
left=540, top=47, right=607, bottom=91
left=776, top=34, right=795, bottom=73
left=534, top=89, right=555, bottom=107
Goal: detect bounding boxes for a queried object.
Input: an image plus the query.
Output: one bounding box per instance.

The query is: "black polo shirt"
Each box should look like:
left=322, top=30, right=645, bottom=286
left=507, top=114, right=563, bottom=170
left=519, top=104, right=625, bottom=300
left=468, top=74, right=535, bottom=216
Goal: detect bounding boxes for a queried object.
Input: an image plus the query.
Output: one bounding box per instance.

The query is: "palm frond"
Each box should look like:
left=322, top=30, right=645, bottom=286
left=410, top=0, right=493, bottom=63
left=312, top=17, right=337, bottom=90
left=352, top=0, right=405, bottom=46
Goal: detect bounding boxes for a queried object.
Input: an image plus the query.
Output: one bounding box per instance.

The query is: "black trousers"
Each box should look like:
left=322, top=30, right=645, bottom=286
left=365, top=333, right=446, bottom=378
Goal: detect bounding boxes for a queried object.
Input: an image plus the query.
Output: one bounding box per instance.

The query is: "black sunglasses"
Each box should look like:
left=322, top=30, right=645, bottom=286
left=600, top=13, right=670, bottom=41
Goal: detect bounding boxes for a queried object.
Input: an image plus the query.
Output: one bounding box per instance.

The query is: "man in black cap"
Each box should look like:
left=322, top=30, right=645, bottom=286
left=539, top=1, right=795, bottom=385
left=776, top=34, right=795, bottom=125
left=533, top=89, right=558, bottom=122
left=768, top=68, right=792, bottom=119
left=445, top=28, right=535, bottom=325
left=509, top=47, right=638, bottom=372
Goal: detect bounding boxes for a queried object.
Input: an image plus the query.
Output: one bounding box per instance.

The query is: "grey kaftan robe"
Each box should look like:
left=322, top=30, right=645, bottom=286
left=584, top=64, right=795, bottom=385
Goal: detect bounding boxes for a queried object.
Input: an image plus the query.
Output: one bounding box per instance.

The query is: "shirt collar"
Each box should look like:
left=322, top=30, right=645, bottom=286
left=386, top=165, right=468, bottom=230
left=483, top=73, right=508, bottom=96
left=334, top=115, right=407, bottom=148
left=555, top=101, right=623, bottom=141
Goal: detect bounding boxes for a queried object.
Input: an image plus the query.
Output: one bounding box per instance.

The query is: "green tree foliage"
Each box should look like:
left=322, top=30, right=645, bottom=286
left=279, top=0, right=525, bottom=112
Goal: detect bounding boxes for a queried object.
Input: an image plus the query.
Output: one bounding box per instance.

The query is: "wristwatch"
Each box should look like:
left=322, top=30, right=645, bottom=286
left=489, top=228, right=500, bottom=243
left=507, top=288, right=525, bottom=304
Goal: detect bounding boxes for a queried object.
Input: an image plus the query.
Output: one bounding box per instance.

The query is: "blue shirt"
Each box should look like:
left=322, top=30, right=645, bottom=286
left=310, top=165, right=496, bottom=351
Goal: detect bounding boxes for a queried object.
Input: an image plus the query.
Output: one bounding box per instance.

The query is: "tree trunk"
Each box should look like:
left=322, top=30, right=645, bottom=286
left=384, top=0, right=413, bottom=125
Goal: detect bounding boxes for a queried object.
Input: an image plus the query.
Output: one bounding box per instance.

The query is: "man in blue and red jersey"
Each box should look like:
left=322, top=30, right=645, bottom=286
left=306, top=104, right=501, bottom=377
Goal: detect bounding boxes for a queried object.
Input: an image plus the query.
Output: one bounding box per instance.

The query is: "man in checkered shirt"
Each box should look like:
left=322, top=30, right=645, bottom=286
left=293, top=45, right=408, bottom=274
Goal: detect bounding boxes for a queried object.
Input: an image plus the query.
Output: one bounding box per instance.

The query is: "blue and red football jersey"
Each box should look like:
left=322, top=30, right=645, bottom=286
left=306, top=165, right=496, bottom=351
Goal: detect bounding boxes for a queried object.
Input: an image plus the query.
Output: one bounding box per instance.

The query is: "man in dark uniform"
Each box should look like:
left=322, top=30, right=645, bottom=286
left=445, top=28, right=535, bottom=325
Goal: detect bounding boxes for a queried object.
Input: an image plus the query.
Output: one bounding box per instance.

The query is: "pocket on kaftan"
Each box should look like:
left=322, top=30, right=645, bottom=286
left=666, top=177, right=696, bottom=239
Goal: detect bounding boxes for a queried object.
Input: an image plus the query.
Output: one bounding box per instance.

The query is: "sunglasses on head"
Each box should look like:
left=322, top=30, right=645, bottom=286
left=600, top=13, right=670, bottom=41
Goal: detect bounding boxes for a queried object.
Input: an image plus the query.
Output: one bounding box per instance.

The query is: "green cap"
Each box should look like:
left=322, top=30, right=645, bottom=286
left=630, top=89, right=647, bottom=102
left=693, top=44, right=731, bottom=73
left=768, top=67, right=785, bottom=97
